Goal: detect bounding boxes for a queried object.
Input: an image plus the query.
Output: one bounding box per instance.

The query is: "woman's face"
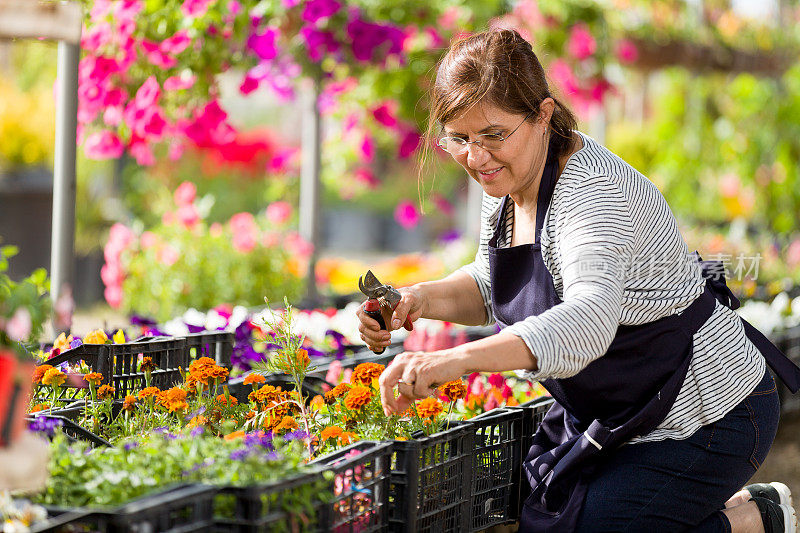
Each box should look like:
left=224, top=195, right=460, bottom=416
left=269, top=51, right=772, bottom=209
left=442, top=101, right=550, bottom=199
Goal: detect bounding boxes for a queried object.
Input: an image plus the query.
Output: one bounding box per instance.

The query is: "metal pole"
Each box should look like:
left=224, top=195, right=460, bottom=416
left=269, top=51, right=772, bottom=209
left=50, top=40, right=79, bottom=331
left=466, top=179, right=483, bottom=242
left=299, top=76, right=322, bottom=303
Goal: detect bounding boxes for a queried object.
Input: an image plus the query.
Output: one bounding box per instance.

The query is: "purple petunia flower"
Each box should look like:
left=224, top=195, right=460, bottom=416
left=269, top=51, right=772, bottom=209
left=124, top=442, right=138, bottom=451
left=29, top=416, right=63, bottom=437
left=230, top=448, right=249, bottom=461
left=283, top=429, right=309, bottom=442
left=190, top=426, right=204, bottom=437
left=130, top=314, right=158, bottom=327
left=69, top=338, right=83, bottom=349
left=244, top=431, right=274, bottom=451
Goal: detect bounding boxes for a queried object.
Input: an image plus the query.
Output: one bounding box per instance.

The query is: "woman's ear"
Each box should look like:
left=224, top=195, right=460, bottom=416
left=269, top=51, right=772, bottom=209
left=539, top=97, right=556, bottom=126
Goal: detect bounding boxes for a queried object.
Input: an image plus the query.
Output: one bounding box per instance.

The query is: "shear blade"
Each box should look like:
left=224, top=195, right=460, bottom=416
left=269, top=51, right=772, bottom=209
left=359, top=270, right=384, bottom=298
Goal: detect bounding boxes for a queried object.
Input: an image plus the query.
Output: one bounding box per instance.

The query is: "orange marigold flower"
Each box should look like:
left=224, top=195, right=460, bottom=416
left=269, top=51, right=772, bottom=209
left=188, top=415, right=208, bottom=428
left=216, top=394, right=238, bottom=406
left=310, top=395, right=325, bottom=411
left=273, top=416, right=299, bottom=434
left=140, top=356, right=157, bottom=372
left=351, top=363, right=385, bottom=386
left=138, top=386, right=160, bottom=400
left=41, top=368, right=66, bottom=387
left=320, top=426, right=343, bottom=442
left=262, top=415, right=280, bottom=430
left=245, top=410, right=256, bottom=420
left=97, top=384, right=115, bottom=399
left=243, top=373, right=266, bottom=386
left=32, top=365, right=54, bottom=384
left=30, top=403, right=49, bottom=413
left=189, top=357, right=216, bottom=374
left=250, top=384, right=280, bottom=405
left=156, top=387, right=188, bottom=412
left=338, top=431, right=358, bottom=445
left=324, top=383, right=351, bottom=403
left=439, top=380, right=467, bottom=402
left=343, top=385, right=372, bottom=411
left=84, top=372, right=103, bottom=386
left=83, top=329, right=109, bottom=344
left=224, top=430, right=246, bottom=441
left=122, top=395, right=136, bottom=412
left=416, top=397, right=444, bottom=419
left=295, top=348, right=310, bottom=370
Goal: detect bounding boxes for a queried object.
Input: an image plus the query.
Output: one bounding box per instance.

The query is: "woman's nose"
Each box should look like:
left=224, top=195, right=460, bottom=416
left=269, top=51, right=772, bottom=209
left=466, top=143, right=491, bottom=169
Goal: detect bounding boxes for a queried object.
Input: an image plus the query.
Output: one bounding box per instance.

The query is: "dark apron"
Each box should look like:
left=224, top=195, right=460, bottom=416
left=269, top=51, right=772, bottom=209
left=487, top=143, right=800, bottom=532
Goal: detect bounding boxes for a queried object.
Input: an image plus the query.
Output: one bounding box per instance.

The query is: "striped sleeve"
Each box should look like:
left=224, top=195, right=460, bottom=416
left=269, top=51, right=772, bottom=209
left=506, top=175, right=636, bottom=379
left=457, top=193, right=502, bottom=327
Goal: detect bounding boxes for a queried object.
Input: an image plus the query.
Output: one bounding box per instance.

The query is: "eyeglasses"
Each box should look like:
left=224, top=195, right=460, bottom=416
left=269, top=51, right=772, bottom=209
left=437, top=111, right=534, bottom=154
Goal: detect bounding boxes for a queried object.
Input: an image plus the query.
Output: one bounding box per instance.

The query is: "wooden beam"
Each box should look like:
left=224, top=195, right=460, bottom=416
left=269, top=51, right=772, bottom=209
left=0, top=1, right=82, bottom=44
left=629, top=36, right=794, bottom=78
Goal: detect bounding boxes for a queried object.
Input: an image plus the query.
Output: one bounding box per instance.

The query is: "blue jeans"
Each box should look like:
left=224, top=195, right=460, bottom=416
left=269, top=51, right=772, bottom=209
left=575, top=368, right=780, bottom=532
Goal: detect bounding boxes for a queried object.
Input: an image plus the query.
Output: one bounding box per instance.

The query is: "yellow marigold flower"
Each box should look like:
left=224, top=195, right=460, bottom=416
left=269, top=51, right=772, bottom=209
left=42, top=368, right=66, bottom=387
left=243, top=373, right=266, bottom=386
left=343, top=385, right=372, bottom=411
left=140, top=357, right=157, bottom=372
left=216, top=394, right=238, bottom=406
left=273, top=416, right=299, bottom=434
left=32, top=365, right=53, bottom=384
left=324, top=383, right=351, bottom=404
left=320, top=426, right=343, bottom=442
left=338, top=431, right=358, bottom=445
left=53, top=332, right=72, bottom=352
left=416, top=397, right=444, bottom=418
left=224, top=430, right=246, bottom=441
left=97, top=384, right=115, bottom=399
left=30, top=403, right=49, bottom=413
left=439, top=380, right=467, bottom=402
left=83, top=329, right=109, bottom=344
left=122, top=395, right=136, bottom=412
left=351, top=363, right=385, bottom=386
left=112, top=329, right=126, bottom=344
left=138, top=386, right=160, bottom=400
left=84, top=372, right=103, bottom=386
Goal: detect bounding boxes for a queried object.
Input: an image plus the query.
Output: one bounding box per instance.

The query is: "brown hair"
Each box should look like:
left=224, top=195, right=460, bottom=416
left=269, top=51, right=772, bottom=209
left=419, top=29, right=578, bottom=196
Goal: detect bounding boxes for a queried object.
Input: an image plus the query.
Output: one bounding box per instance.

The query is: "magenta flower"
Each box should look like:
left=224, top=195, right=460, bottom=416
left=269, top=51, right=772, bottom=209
left=84, top=131, right=124, bottom=159
left=177, top=204, right=201, bottom=229
left=267, top=148, right=296, bottom=173
left=81, top=22, right=112, bottom=51
left=181, top=0, right=215, bottom=18
left=346, top=18, right=405, bottom=62
left=398, top=129, right=421, bottom=159
left=354, top=168, right=379, bottom=188
left=432, top=194, right=454, bottom=216
left=548, top=59, right=580, bottom=97
left=265, top=201, right=292, bottom=226
left=134, top=76, right=161, bottom=107
left=358, top=134, right=375, bottom=163
left=174, top=182, right=197, bottom=207
left=567, top=23, right=596, bottom=60
left=103, top=106, right=123, bottom=127
left=239, top=73, right=260, bottom=95
left=615, top=39, right=639, bottom=64
left=160, top=30, right=192, bottom=56
left=164, top=73, right=197, bottom=91
left=300, top=27, right=339, bottom=62
left=129, top=138, right=156, bottom=166
left=247, top=28, right=279, bottom=61
left=371, top=103, right=397, bottom=128
left=302, top=0, right=341, bottom=24
left=227, top=0, right=242, bottom=14
left=394, top=200, right=420, bottom=229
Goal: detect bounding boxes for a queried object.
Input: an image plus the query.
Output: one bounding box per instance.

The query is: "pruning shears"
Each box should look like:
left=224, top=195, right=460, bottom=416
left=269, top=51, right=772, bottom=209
left=358, top=270, right=413, bottom=354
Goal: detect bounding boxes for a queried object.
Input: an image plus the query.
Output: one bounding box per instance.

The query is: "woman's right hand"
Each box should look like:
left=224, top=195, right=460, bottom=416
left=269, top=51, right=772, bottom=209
left=356, top=285, right=427, bottom=351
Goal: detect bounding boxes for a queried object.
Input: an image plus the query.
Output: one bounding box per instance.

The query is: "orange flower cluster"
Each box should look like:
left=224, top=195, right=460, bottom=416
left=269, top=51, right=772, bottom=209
left=343, top=385, right=372, bottom=411
left=324, top=383, right=351, bottom=404
left=273, top=416, right=299, bottom=434
left=186, top=357, right=229, bottom=390
left=248, top=384, right=280, bottom=405
left=439, top=380, right=467, bottom=402
left=97, top=384, right=115, bottom=399
left=188, top=415, right=209, bottom=428
left=42, top=368, right=66, bottom=387
left=243, top=373, right=266, bottom=386
left=224, top=430, right=245, bottom=441
left=122, top=395, right=136, bottom=412
left=320, top=425, right=343, bottom=442
left=351, top=363, right=385, bottom=386
left=83, top=329, right=109, bottom=344
left=294, top=348, right=311, bottom=370
left=138, top=386, right=160, bottom=400
left=216, top=394, right=238, bottom=406
left=30, top=403, right=49, bottom=413
left=157, top=387, right=188, bottom=413
left=140, top=356, right=158, bottom=373
left=416, top=397, right=443, bottom=419
left=32, top=365, right=53, bottom=384
left=84, top=372, right=103, bottom=386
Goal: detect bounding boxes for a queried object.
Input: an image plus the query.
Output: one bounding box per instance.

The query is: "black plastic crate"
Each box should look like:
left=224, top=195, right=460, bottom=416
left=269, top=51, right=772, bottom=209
left=33, top=483, right=216, bottom=532
left=26, top=413, right=111, bottom=447
left=212, top=471, right=328, bottom=532
left=184, top=331, right=235, bottom=368
left=390, top=423, right=473, bottom=533
left=34, top=337, right=187, bottom=407
left=511, top=396, right=554, bottom=520
left=468, top=407, right=525, bottom=531
left=310, top=440, right=393, bottom=532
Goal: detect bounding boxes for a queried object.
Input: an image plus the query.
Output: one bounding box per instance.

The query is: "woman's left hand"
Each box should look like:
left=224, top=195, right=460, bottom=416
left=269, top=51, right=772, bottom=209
left=379, top=349, right=467, bottom=416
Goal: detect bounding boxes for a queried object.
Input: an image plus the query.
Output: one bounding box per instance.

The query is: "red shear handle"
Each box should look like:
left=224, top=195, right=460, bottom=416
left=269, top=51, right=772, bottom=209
left=363, top=299, right=413, bottom=355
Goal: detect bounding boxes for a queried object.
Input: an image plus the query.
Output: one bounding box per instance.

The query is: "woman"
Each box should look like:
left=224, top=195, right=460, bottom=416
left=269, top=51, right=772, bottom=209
left=357, top=29, right=800, bottom=532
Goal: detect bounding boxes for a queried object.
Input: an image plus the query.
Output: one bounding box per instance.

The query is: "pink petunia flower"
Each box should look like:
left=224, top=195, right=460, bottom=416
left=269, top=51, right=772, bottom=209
left=160, top=30, right=192, bottom=55
left=265, top=201, right=292, bottom=226
left=164, top=73, right=197, bottom=91
left=247, top=28, right=279, bottom=61
left=177, top=204, right=201, bottom=229
left=181, top=0, right=215, bottom=18
left=354, top=167, right=379, bottom=188
left=84, top=130, right=124, bottom=159
left=174, top=182, right=197, bottom=207
left=615, top=39, right=639, bottom=64
left=104, top=285, right=123, bottom=309
left=371, top=103, right=397, bottom=128
left=358, top=134, right=375, bottom=163
left=302, top=0, right=341, bottom=24
left=398, top=129, right=421, bottom=159
left=567, top=23, right=596, bottom=60
left=394, top=200, right=420, bottom=229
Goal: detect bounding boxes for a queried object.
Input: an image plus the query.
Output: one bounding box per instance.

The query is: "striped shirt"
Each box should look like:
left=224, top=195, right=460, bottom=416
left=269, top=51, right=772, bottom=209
left=459, top=130, right=765, bottom=444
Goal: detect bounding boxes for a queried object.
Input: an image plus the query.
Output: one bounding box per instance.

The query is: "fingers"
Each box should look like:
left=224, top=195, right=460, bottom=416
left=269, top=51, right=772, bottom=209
left=379, top=356, right=406, bottom=415
left=391, top=294, right=414, bottom=331
left=356, top=304, right=391, bottom=349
